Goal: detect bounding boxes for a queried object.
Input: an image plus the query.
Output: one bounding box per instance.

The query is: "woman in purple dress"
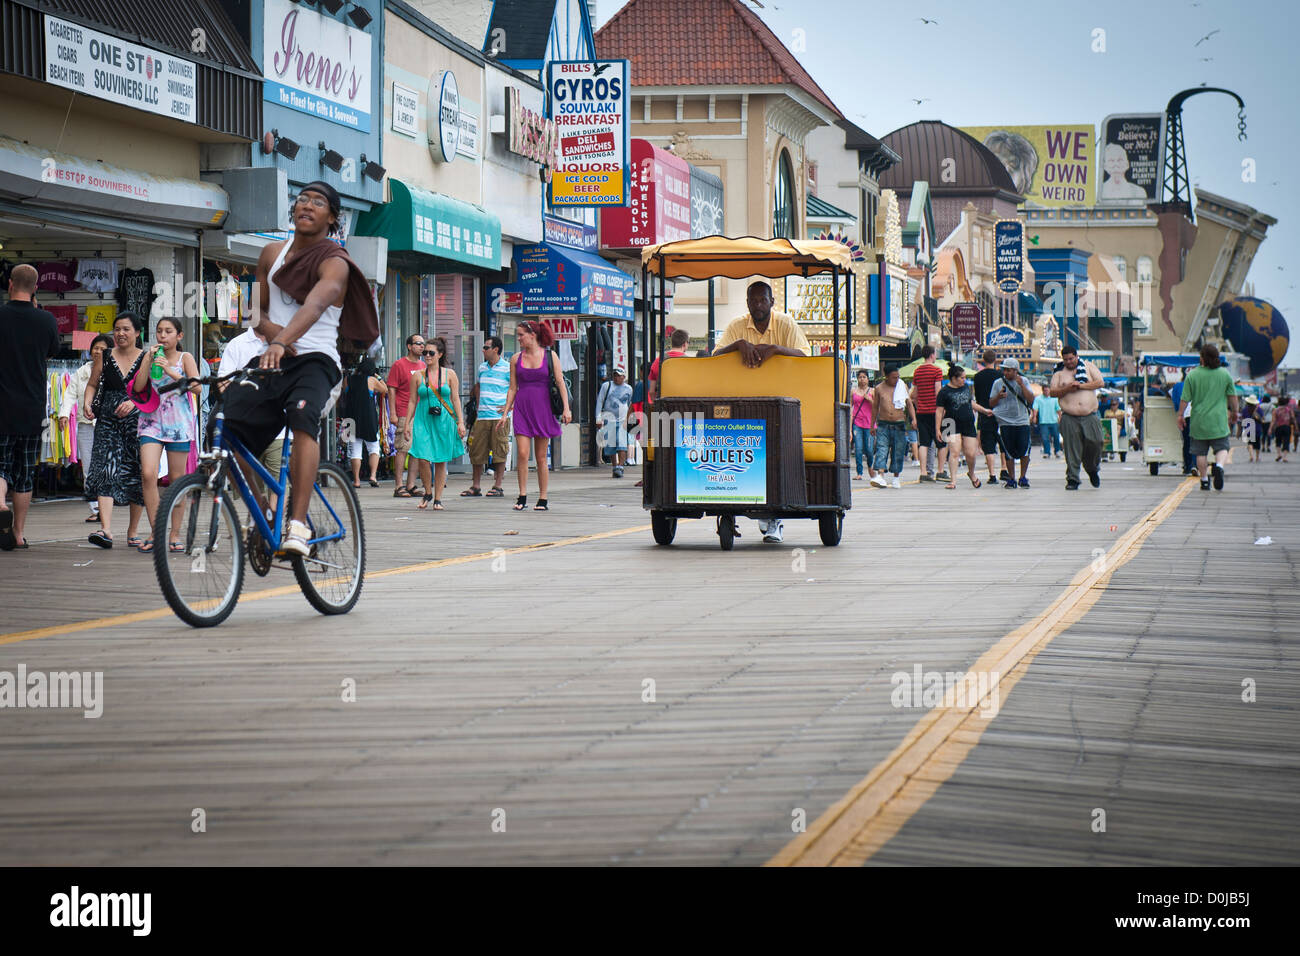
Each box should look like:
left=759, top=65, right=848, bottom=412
left=501, top=320, right=571, bottom=510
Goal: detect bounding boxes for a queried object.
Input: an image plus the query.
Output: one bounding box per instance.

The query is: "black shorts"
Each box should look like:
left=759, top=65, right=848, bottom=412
left=978, top=417, right=1000, bottom=455
left=942, top=417, right=978, bottom=440
left=222, top=353, right=341, bottom=456
left=1276, top=425, right=1292, bottom=448
left=998, top=424, right=1032, bottom=460
left=915, top=413, right=940, bottom=447
left=0, top=433, right=40, bottom=494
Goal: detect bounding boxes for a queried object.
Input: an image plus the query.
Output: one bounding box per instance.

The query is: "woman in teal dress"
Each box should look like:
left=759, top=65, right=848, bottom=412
left=403, top=337, right=466, bottom=510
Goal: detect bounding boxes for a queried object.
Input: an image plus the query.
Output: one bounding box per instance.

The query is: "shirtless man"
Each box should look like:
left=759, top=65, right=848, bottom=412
left=1049, top=344, right=1104, bottom=489
left=869, top=365, right=916, bottom=489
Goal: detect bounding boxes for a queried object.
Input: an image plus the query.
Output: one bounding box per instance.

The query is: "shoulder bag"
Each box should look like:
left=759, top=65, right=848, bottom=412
left=545, top=350, right=564, bottom=417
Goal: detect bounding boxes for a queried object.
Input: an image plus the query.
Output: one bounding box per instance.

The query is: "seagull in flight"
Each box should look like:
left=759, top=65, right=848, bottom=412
left=918, top=17, right=939, bottom=25
left=1199, top=57, right=1214, bottom=62
left=911, top=97, right=931, bottom=105
left=1194, top=28, right=1220, bottom=46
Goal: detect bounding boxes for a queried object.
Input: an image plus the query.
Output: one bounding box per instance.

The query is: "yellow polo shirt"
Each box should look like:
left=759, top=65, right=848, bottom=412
left=715, top=311, right=812, bottom=355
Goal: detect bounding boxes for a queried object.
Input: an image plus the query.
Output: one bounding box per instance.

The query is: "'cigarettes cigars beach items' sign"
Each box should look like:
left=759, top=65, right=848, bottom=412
left=546, top=60, right=630, bottom=207
left=44, top=16, right=197, bottom=123
left=263, top=0, right=372, bottom=132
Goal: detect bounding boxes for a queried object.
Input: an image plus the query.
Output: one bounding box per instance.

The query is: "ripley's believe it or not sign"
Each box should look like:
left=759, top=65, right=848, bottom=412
left=547, top=60, right=630, bottom=207
left=44, top=16, right=196, bottom=123
left=675, top=420, right=767, bottom=505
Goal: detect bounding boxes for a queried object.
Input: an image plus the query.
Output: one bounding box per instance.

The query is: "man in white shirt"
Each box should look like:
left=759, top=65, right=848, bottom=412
left=217, top=324, right=286, bottom=482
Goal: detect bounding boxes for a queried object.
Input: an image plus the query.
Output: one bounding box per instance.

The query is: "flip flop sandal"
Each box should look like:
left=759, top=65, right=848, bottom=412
left=533, top=499, right=549, bottom=511
left=126, top=536, right=144, bottom=549
left=417, top=494, right=433, bottom=510
left=369, top=479, right=380, bottom=487
left=485, top=487, right=504, bottom=497
left=432, top=500, right=445, bottom=510
left=84, top=514, right=101, bottom=523
left=394, top=487, right=413, bottom=498
left=969, top=475, right=982, bottom=488
left=169, top=541, right=186, bottom=553
left=137, top=539, right=155, bottom=553
left=513, top=496, right=527, bottom=511
left=88, top=530, right=113, bottom=549
left=461, top=487, right=483, bottom=496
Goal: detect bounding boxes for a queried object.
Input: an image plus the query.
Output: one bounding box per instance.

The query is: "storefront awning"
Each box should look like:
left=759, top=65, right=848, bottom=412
left=489, top=243, right=635, bottom=321
left=354, top=179, right=501, bottom=271
left=0, top=135, right=227, bottom=232
left=1090, top=314, right=1115, bottom=328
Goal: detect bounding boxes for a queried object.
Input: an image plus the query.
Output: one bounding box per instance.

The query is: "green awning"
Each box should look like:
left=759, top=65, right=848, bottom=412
left=1122, top=313, right=1143, bottom=326
left=354, top=179, right=501, bottom=271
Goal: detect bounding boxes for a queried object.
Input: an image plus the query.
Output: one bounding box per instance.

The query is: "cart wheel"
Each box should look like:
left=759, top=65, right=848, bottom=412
left=818, top=511, right=843, bottom=547
left=1149, top=463, right=1159, bottom=476
left=717, top=515, right=735, bottom=551
left=651, top=511, right=677, bottom=546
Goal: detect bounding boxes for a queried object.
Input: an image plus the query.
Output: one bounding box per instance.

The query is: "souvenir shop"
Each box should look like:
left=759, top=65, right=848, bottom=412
left=0, top=214, right=206, bottom=500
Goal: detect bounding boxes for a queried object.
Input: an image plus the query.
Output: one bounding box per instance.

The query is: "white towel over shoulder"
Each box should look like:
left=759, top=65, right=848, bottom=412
left=892, top=380, right=908, bottom=409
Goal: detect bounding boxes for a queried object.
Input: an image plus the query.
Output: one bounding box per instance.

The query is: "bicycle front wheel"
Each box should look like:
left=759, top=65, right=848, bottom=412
left=153, top=471, right=246, bottom=628
left=291, top=461, right=365, bottom=615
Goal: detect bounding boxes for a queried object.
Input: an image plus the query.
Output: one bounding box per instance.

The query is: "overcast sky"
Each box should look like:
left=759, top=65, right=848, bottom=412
left=595, top=0, right=1300, bottom=366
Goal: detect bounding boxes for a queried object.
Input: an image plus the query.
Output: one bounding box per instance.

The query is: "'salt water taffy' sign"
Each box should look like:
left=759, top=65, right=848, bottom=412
left=547, top=60, right=629, bottom=207
left=994, top=219, right=1024, bottom=293
left=675, top=419, right=767, bottom=504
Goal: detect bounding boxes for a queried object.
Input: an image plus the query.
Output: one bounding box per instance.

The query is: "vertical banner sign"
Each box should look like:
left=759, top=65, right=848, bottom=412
left=263, top=0, right=372, bottom=132
left=547, top=60, right=630, bottom=207
left=612, top=320, right=629, bottom=375
left=994, top=220, right=1024, bottom=293
left=675, top=419, right=767, bottom=504
left=1098, top=114, right=1165, bottom=203
left=951, top=302, right=983, bottom=353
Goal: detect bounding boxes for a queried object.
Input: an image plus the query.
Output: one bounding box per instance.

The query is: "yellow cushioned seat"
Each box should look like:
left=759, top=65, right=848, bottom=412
left=801, top=437, right=837, bottom=462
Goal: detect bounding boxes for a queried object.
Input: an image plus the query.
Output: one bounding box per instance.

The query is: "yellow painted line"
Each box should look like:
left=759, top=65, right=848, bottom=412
left=0, top=524, right=651, bottom=647
left=767, top=477, right=1197, bottom=867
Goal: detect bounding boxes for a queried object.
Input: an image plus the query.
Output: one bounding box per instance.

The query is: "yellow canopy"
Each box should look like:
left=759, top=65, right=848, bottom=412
left=641, top=235, right=854, bottom=280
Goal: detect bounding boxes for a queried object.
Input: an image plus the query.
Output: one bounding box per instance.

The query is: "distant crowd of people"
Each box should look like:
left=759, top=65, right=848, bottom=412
left=849, top=345, right=1108, bottom=491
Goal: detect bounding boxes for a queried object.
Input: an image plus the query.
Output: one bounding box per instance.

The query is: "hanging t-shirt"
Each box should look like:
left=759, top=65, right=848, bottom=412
left=117, top=267, right=157, bottom=317
left=36, top=260, right=79, bottom=293
left=75, top=258, right=120, bottom=294
left=45, top=304, right=79, bottom=333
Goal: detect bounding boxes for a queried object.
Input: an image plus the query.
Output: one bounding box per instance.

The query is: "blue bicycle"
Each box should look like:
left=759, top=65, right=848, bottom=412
left=152, top=368, right=365, bottom=627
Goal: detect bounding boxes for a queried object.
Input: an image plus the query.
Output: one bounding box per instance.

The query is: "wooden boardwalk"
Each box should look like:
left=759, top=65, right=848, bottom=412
left=0, top=457, right=1296, bottom=865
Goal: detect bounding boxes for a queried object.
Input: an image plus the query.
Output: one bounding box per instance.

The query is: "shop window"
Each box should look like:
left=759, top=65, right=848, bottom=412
left=1113, top=256, right=1127, bottom=280
left=773, top=150, right=796, bottom=239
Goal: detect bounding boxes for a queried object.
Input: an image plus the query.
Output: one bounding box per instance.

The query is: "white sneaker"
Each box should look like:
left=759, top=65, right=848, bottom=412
left=870, top=474, right=887, bottom=488
left=891, top=476, right=901, bottom=489
left=762, top=519, right=784, bottom=543
left=281, top=518, right=312, bottom=557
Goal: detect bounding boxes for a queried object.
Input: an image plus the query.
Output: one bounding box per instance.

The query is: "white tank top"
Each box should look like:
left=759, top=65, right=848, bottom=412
left=268, top=240, right=341, bottom=364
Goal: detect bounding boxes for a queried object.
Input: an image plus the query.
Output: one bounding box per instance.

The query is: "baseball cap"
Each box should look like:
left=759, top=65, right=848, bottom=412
left=612, top=366, right=626, bottom=375
left=1000, top=357, right=1020, bottom=370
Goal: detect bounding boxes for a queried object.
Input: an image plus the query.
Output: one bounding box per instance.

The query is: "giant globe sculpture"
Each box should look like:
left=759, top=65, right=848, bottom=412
left=1218, top=297, right=1289, bottom=378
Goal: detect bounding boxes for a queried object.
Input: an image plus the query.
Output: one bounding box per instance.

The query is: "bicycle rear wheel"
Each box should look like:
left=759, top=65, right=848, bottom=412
left=153, top=471, right=246, bottom=627
left=291, top=461, right=365, bottom=615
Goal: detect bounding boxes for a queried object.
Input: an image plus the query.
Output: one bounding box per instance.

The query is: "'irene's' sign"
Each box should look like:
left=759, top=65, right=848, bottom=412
left=44, top=16, right=196, bottom=123
left=263, top=0, right=372, bottom=132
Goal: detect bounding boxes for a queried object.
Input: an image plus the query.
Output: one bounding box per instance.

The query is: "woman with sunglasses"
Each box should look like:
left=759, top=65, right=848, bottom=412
left=403, top=337, right=466, bottom=510
left=501, top=320, right=571, bottom=510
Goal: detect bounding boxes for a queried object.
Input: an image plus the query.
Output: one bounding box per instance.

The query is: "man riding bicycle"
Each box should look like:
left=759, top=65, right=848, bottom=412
left=222, top=180, right=380, bottom=557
